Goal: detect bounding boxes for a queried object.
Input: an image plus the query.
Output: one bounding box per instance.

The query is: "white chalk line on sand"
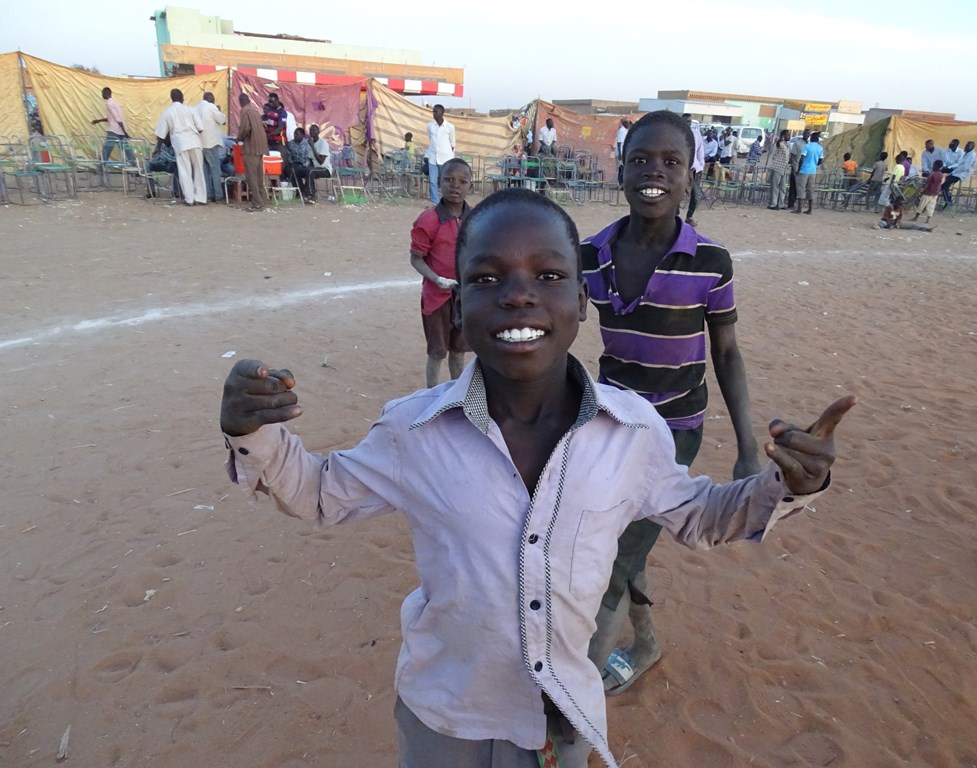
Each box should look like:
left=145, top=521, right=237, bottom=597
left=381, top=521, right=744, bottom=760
left=0, top=277, right=418, bottom=353
left=2, top=245, right=974, bottom=353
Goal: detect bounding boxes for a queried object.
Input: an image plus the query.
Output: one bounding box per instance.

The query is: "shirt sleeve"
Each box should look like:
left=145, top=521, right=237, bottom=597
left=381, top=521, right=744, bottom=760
left=410, top=211, right=438, bottom=256
left=224, top=419, right=402, bottom=525
left=644, top=461, right=826, bottom=547
left=155, top=113, right=168, bottom=141
left=705, top=249, right=737, bottom=323
left=635, top=420, right=826, bottom=547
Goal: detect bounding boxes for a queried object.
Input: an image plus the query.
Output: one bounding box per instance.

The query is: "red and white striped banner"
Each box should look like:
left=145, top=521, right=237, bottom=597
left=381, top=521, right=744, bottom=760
left=194, top=65, right=463, bottom=97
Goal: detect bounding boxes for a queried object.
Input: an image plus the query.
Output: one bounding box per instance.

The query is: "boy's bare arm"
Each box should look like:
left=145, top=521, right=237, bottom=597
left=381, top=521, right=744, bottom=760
left=709, top=323, right=761, bottom=479
left=410, top=249, right=456, bottom=290
left=220, top=359, right=302, bottom=437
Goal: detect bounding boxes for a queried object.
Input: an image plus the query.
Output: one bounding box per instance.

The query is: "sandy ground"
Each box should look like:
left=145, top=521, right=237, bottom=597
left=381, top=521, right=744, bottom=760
left=2, top=191, right=977, bottom=768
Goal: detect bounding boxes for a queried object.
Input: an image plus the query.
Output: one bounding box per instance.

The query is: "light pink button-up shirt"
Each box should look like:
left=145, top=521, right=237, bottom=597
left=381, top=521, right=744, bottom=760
left=105, top=97, right=125, bottom=135
left=225, top=356, right=822, bottom=768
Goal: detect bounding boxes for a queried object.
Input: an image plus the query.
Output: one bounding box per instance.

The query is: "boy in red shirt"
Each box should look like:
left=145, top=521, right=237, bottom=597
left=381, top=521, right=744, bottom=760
left=913, top=160, right=943, bottom=224
left=410, top=157, right=473, bottom=387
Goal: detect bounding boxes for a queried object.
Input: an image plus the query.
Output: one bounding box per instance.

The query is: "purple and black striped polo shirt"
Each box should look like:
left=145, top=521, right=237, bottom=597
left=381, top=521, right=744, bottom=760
left=581, top=216, right=737, bottom=430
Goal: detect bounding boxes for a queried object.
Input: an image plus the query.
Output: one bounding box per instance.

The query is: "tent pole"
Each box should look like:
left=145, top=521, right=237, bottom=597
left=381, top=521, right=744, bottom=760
left=17, top=49, right=32, bottom=137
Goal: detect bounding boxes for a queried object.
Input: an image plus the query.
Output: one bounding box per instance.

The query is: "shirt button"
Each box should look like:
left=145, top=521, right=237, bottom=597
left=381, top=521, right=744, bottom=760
left=237, top=447, right=250, bottom=456
left=530, top=599, right=541, bottom=610
left=534, top=661, right=543, bottom=672
left=528, top=534, right=539, bottom=544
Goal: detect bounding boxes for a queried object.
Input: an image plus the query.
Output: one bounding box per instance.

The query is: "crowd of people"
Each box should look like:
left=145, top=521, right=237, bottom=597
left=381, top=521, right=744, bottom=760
left=680, top=121, right=977, bottom=225
left=91, top=87, right=977, bottom=225
left=94, top=87, right=337, bottom=210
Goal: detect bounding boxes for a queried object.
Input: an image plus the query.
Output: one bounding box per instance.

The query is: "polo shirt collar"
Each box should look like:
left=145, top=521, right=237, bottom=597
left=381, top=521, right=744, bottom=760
left=434, top=199, right=471, bottom=224
left=584, top=215, right=700, bottom=264
left=410, top=355, right=649, bottom=433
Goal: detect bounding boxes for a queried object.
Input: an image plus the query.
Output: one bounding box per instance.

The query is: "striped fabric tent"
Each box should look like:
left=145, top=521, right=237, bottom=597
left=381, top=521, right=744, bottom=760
left=194, top=64, right=462, bottom=98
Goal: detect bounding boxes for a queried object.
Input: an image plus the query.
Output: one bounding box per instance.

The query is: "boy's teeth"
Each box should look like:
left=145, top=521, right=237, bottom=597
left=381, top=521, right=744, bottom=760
left=497, top=328, right=545, bottom=342
left=640, top=188, right=665, bottom=197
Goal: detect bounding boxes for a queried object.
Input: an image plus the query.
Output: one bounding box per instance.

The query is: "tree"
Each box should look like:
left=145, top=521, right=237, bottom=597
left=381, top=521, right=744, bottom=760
left=71, top=64, right=101, bottom=74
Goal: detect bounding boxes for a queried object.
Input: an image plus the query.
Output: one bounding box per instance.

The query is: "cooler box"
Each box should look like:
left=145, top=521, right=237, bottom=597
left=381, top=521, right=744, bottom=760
left=232, top=144, right=244, bottom=175
left=263, top=153, right=282, bottom=176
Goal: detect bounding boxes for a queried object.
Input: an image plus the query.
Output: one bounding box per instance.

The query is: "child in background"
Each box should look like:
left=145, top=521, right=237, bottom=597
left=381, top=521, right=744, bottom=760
left=404, top=131, right=416, bottom=164
left=582, top=111, right=761, bottom=695
left=842, top=152, right=857, bottom=180
left=868, top=151, right=889, bottom=210
left=409, top=157, right=473, bottom=387
left=219, top=187, right=854, bottom=768
left=878, top=193, right=905, bottom=229
left=914, top=160, right=943, bottom=224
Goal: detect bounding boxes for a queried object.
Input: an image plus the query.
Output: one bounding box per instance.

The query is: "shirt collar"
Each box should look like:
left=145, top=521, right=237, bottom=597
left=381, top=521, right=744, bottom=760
left=584, top=216, right=705, bottom=264
left=434, top=199, right=470, bottom=224
left=410, top=354, right=649, bottom=433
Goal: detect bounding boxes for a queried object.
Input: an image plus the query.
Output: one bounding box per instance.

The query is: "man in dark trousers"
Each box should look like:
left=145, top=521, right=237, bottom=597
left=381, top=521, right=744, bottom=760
left=236, top=93, right=269, bottom=211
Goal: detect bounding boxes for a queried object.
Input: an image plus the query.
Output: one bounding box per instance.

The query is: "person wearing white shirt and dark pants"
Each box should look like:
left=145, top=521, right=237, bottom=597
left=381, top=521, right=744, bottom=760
left=942, top=140, right=976, bottom=207
left=195, top=92, right=227, bottom=203
left=683, top=114, right=704, bottom=226
left=425, top=104, right=456, bottom=204
left=155, top=88, right=206, bottom=206
left=538, top=118, right=557, bottom=156
left=614, top=118, right=630, bottom=188
left=308, top=124, right=334, bottom=202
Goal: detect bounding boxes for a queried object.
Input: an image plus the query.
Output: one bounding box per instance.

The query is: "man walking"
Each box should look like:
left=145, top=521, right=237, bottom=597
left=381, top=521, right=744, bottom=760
left=90, top=86, right=135, bottom=169
left=195, top=92, right=227, bottom=203
left=236, top=93, right=269, bottom=211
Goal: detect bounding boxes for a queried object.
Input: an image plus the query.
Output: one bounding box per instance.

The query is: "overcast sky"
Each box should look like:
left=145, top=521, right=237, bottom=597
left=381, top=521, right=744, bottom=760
left=5, top=0, right=976, bottom=120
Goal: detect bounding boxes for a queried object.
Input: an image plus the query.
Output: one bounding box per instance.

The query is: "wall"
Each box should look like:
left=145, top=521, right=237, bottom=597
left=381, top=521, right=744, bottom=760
left=158, top=5, right=423, bottom=74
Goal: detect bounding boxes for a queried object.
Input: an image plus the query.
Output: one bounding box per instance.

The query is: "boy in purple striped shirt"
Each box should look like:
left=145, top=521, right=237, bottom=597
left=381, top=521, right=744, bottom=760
left=582, top=110, right=762, bottom=695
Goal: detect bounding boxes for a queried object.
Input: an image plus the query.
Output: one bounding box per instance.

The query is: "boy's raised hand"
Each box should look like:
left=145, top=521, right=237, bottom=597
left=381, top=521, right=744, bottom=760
left=764, top=396, right=857, bottom=495
left=221, top=359, right=302, bottom=437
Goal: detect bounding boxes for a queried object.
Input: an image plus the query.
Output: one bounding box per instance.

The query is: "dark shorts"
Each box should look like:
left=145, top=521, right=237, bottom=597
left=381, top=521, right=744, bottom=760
left=600, top=424, right=704, bottom=611
left=395, top=697, right=591, bottom=768
left=422, top=297, right=469, bottom=359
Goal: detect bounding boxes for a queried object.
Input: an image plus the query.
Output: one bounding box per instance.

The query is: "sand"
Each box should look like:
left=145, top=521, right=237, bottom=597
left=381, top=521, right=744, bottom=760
left=1, top=192, right=976, bottom=767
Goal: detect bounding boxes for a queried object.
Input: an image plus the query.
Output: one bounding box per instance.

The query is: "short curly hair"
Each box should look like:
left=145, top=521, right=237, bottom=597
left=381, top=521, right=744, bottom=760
left=622, top=110, right=696, bottom=168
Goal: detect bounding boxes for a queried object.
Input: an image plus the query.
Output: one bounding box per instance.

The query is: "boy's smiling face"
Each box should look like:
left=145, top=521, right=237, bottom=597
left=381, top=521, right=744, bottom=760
left=623, top=123, right=692, bottom=223
left=455, top=202, right=587, bottom=383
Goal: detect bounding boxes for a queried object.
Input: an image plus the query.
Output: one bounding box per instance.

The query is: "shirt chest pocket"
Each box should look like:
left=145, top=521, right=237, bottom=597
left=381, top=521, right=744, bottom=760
left=568, top=501, right=631, bottom=602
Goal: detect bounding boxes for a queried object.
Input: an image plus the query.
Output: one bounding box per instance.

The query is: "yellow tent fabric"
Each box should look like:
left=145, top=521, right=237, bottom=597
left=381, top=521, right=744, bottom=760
left=823, top=116, right=977, bottom=170
left=885, top=116, right=977, bottom=163
left=369, top=80, right=518, bottom=162
left=23, top=54, right=228, bottom=155
left=0, top=52, right=28, bottom=137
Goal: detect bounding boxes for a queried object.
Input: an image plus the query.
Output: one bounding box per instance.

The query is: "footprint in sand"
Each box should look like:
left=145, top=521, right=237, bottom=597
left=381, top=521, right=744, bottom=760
left=93, top=650, right=143, bottom=683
